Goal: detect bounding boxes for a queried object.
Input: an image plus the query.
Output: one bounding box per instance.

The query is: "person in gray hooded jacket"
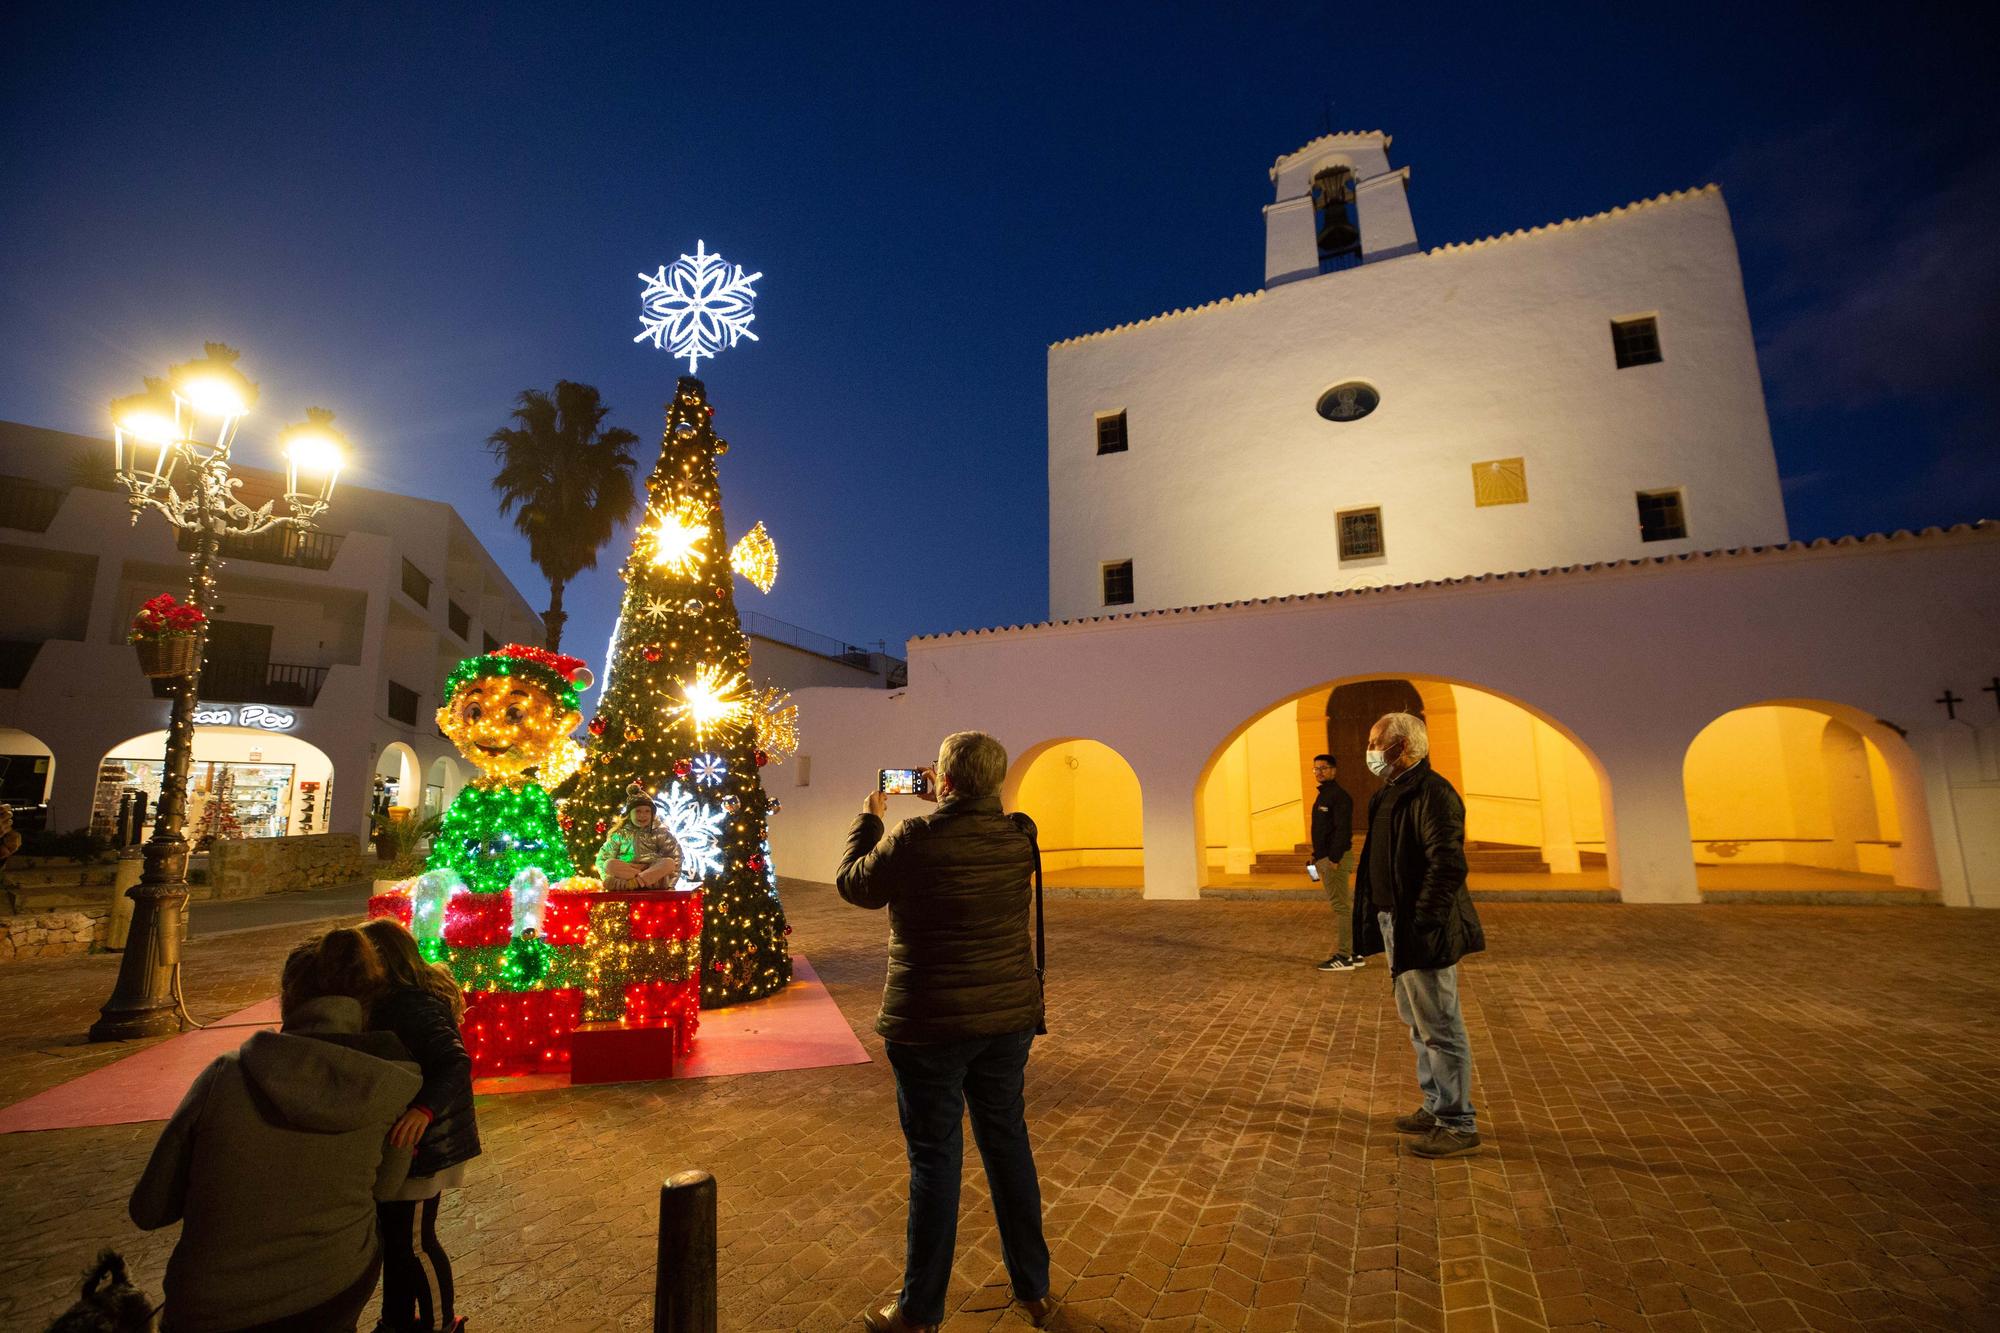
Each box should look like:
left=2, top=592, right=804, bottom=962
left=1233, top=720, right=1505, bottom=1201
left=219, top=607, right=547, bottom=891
left=129, top=927, right=419, bottom=1333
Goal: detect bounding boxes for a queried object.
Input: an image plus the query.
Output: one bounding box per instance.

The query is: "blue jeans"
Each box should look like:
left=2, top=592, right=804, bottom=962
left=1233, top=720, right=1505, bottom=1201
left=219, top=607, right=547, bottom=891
left=1379, top=911, right=1477, bottom=1134
left=883, top=1029, right=1050, bottom=1325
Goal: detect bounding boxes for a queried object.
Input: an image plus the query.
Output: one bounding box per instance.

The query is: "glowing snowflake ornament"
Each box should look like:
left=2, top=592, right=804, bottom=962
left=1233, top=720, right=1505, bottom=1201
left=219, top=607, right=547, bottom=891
left=656, top=781, right=726, bottom=884
left=690, top=753, right=727, bottom=787
left=635, top=241, right=762, bottom=373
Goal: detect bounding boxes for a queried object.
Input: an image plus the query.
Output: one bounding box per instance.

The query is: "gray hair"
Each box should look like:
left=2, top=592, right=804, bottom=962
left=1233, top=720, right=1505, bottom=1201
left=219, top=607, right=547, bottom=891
left=1376, top=711, right=1430, bottom=761
left=937, top=731, right=1008, bottom=799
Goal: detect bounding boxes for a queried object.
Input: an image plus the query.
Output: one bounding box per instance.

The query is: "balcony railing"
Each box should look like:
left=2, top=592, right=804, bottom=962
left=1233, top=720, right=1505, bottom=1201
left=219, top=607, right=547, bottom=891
left=151, top=658, right=330, bottom=706
left=741, top=609, right=880, bottom=666
left=175, top=523, right=343, bottom=571
left=0, top=640, right=43, bottom=689
left=0, top=477, right=64, bottom=533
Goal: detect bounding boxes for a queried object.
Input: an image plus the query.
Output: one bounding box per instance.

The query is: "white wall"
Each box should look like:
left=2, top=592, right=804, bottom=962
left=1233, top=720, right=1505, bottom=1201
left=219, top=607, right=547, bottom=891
left=769, top=527, right=2000, bottom=907
left=1048, top=187, right=1786, bottom=619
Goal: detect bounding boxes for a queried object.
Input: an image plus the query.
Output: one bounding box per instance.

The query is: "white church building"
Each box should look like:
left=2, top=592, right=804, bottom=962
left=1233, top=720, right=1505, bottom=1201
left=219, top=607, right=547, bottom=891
left=768, top=132, right=2000, bottom=910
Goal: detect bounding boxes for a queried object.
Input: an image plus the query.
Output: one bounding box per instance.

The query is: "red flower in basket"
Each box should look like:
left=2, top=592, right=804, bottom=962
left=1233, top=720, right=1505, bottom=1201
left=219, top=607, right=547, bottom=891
left=129, top=593, right=207, bottom=643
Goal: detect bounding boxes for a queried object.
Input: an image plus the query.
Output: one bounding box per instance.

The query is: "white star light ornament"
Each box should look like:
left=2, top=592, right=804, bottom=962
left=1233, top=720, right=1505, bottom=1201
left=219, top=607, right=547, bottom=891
left=635, top=241, right=762, bottom=373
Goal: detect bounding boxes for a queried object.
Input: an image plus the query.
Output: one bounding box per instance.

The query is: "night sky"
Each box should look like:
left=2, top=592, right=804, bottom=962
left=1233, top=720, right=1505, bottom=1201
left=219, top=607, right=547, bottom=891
left=4, top=3, right=1994, bottom=670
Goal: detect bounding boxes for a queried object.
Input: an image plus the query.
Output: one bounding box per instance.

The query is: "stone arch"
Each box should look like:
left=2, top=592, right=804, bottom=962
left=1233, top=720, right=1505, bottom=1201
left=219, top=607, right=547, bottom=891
left=1003, top=738, right=1146, bottom=891
left=373, top=741, right=422, bottom=819
left=0, top=725, right=56, bottom=830
left=424, top=754, right=464, bottom=818
left=1194, top=672, right=1618, bottom=896
left=1680, top=699, right=1940, bottom=897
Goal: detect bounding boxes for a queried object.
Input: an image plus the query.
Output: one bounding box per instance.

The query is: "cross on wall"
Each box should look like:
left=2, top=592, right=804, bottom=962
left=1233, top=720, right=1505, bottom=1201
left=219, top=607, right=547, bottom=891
left=1984, top=677, right=2000, bottom=715
left=1937, top=690, right=1964, bottom=720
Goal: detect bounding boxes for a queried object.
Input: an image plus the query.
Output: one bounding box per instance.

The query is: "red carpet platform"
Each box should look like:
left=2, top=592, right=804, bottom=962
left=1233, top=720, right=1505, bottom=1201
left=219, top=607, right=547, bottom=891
left=0, top=954, right=867, bottom=1134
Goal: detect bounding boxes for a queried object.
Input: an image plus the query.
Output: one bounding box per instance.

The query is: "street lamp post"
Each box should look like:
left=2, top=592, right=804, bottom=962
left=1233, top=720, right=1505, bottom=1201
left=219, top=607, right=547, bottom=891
left=89, top=343, right=347, bottom=1042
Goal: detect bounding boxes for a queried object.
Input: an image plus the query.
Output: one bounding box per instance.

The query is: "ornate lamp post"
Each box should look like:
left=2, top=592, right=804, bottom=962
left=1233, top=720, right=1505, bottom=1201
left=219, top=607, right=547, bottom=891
left=90, top=343, right=347, bottom=1041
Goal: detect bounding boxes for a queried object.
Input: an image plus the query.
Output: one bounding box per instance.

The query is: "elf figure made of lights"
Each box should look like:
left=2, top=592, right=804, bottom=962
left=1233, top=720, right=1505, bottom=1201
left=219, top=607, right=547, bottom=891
left=368, top=644, right=705, bottom=1076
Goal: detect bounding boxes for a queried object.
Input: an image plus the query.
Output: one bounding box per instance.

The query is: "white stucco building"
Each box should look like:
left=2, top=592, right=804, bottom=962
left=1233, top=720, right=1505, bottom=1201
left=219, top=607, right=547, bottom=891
left=0, top=421, right=546, bottom=841
left=1049, top=132, right=1786, bottom=619
left=766, top=133, right=2000, bottom=909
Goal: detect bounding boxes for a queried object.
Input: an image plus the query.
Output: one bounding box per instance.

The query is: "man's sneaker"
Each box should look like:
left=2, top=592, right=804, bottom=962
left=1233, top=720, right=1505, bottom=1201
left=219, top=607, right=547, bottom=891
left=1017, top=1293, right=1059, bottom=1327
left=1409, top=1125, right=1482, bottom=1158
left=1394, top=1107, right=1438, bottom=1134
left=1316, top=954, right=1359, bottom=971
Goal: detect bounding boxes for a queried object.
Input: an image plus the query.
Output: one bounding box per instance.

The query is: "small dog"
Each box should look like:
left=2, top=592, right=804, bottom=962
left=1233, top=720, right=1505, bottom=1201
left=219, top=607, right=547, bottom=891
left=44, top=1250, right=156, bottom=1333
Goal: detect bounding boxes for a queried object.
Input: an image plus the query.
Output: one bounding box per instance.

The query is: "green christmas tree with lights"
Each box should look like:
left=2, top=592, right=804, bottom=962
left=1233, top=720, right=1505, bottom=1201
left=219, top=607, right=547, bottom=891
left=557, top=375, right=795, bottom=1007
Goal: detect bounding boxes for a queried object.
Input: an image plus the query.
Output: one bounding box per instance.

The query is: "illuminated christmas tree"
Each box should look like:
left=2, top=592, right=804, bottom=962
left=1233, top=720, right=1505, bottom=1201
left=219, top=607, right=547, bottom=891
left=558, top=375, right=798, bottom=1006
left=192, top=767, right=243, bottom=849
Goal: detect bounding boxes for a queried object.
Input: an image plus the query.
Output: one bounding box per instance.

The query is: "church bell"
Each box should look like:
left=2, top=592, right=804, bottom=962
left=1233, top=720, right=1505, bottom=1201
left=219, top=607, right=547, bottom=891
left=1312, top=166, right=1360, bottom=257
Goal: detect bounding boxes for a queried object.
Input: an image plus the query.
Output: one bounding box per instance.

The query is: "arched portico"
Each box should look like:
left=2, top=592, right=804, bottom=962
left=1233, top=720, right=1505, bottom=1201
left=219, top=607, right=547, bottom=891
left=1682, top=699, right=1941, bottom=900
left=0, top=725, right=55, bottom=829
left=373, top=741, right=421, bottom=819
left=424, top=754, right=464, bottom=818
left=1004, top=738, right=1145, bottom=891
left=98, top=728, right=336, bottom=841
left=1193, top=673, right=1618, bottom=898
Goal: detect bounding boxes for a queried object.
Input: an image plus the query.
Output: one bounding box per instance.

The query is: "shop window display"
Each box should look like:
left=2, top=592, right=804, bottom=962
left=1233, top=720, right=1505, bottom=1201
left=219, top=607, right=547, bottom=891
left=97, top=758, right=297, bottom=841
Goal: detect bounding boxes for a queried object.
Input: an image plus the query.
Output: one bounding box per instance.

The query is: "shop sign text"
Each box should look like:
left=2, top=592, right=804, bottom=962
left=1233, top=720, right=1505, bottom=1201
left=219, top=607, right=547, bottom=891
left=188, top=704, right=297, bottom=732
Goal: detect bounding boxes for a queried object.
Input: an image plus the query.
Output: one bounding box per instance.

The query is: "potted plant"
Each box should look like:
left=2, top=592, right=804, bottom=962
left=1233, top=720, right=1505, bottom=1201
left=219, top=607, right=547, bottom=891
left=371, top=812, right=438, bottom=892
left=129, top=593, right=206, bottom=678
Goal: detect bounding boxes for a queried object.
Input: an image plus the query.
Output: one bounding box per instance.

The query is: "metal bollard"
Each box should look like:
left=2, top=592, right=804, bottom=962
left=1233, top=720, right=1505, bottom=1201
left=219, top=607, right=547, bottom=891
left=107, top=848, right=144, bottom=951
left=654, top=1169, right=717, bottom=1333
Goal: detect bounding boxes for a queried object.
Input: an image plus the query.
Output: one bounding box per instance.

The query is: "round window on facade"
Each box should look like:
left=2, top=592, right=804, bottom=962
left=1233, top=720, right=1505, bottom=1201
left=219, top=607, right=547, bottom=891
left=1316, top=382, right=1380, bottom=422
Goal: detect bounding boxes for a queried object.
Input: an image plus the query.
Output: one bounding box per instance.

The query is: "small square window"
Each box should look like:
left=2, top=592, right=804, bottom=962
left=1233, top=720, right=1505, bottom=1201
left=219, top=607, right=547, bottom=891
left=447, top=599, right=470, bottom=640
left=1636, top=489, right=1687, bottom=542
left=482, top=632, right=499, bottom=654
left=1337, top=507, right=1384, bottom=560
left=387, top=680, right=420, bottom=726
left=1095, top=411, right=1128, bottom=455
left=1611, top=316, right=1662, bottom=369
left=1101, top=560, right=1134, bottom=606
left=1472, top=458, right=1528, bottom=507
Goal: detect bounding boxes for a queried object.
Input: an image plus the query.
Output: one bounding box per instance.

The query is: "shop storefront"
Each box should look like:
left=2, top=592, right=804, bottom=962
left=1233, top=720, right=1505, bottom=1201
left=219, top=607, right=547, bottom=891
left=93, top=725, right=335, bottom=845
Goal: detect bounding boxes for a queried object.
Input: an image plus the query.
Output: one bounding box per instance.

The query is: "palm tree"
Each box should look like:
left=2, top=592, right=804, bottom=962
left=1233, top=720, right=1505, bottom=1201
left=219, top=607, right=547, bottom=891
left=487, top=381, right=642, bottom=651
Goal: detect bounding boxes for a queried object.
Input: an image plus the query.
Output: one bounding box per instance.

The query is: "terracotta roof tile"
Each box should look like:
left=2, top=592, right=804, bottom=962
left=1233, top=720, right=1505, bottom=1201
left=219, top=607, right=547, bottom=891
left=909, top=522, right=1998, bottom=644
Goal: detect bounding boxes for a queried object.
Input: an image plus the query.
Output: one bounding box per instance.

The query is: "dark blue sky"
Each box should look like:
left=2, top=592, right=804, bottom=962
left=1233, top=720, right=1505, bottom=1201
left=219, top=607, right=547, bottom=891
left=4, top=3, right=1994, bottom=668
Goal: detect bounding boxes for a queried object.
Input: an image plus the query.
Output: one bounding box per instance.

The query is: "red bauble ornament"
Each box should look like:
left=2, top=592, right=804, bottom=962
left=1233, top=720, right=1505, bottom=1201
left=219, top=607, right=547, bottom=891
left=748, top=854, right=765, bottom=872
left=754, top=749, right=770, bottom=767
left=594, top=820, right=607, bottom=835
left=783, top=925, right=793, bottom=936
left=643, top=646, right=662, bottom=662
left=588, top=717, right=606, bottom=736
left=559, top=815, right=575, bottom=831
left=674, top=759, right=691, bottom=778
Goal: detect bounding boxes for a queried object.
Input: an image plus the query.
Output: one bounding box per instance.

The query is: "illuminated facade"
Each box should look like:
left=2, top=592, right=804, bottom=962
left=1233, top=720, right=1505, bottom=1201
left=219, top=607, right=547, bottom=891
left=1047, top=132, right=1787, bottom=619
left=768, top=135, right=2000, bottom=910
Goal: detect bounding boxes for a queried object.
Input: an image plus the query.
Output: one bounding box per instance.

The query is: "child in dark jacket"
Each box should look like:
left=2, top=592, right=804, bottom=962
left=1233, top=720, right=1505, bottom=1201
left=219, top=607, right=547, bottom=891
left=360, top=918, right=481, bottom=1333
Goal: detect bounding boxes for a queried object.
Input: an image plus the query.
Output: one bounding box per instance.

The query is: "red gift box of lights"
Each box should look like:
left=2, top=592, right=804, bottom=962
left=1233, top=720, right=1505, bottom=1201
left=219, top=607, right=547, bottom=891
left=541, top=890, right=591, bottom=945
left=367, top=893, right=413, bottom=929
left=629, top=893, right=702, bottom=940
left=443, top=890, right=512, bottom=948
left=462, top=988, right=584, bottom=1074
left=624, top=980, right=701, bottom=1054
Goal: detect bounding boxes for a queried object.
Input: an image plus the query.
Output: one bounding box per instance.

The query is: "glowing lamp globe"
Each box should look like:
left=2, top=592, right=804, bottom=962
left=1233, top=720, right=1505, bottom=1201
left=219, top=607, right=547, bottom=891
left=279, top=407, right=348, bottom=513
left=111, top=389, right=181, bottom=494
left=167, top=345, right=259, bottom=447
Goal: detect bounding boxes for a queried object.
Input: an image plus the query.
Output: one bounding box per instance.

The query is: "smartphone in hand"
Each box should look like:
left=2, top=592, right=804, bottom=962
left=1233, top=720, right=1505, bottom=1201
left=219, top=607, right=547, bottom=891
left=878, top=768, right=931, bottom=797
left=1305, top=861, right=1320, bottom=882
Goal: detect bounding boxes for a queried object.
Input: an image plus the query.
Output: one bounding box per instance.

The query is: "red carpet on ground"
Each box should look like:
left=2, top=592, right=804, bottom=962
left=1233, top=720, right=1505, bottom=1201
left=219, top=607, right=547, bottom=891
left=0, top=955, right=867, bottom=1133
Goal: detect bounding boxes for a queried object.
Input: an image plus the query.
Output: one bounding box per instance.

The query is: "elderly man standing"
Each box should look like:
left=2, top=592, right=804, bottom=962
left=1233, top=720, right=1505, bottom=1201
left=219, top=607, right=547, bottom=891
left=1352, top=711, right=1487, bottom=1158
left=837, top=730, right=1057, bottom=1333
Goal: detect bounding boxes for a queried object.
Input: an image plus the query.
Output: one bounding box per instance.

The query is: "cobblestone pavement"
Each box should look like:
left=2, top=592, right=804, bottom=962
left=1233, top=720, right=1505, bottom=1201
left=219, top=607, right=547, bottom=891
left=3, top=886, right=1997, bottom=1332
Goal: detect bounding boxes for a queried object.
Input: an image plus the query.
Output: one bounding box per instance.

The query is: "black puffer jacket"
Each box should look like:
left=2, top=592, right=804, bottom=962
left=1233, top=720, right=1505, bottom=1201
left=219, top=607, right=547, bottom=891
left=371, top=986, right=479, bottom=1178
left=1351, top=760, right=1486, bottom=977
left=837, top=794, right=1042, bottom=1043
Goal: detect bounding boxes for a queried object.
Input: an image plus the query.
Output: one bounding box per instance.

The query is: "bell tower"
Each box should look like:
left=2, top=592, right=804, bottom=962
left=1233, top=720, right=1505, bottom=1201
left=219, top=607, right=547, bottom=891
left=1264, top=131, right=1418, bottom=286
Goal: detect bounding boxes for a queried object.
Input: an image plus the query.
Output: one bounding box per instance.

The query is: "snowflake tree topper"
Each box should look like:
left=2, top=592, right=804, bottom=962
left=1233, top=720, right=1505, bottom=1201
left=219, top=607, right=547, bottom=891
left=635, top=240, right=762, bottom=372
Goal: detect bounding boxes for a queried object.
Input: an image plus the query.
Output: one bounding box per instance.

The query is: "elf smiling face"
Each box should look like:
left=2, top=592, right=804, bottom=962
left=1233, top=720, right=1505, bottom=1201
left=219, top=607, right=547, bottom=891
left=438, top=675, right=580, bottom=781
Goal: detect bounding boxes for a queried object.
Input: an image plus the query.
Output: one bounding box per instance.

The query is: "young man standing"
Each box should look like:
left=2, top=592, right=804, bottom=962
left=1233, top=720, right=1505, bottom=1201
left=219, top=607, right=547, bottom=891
left=1310, top=753, right=1362, bottom=972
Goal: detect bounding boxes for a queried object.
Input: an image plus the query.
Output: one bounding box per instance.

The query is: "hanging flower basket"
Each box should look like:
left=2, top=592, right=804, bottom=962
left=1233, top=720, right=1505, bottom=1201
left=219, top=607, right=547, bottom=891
left=129, top=593, right=205, bottom=679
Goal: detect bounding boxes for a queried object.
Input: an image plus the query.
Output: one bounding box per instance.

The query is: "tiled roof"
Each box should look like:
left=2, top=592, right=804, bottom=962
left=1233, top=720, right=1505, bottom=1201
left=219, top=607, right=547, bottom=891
left=909, top=522, right=1998, bottom=643
left=1049, top=184, right=1721, bottom=350
left=1271, top=130, right=1391, bottom=169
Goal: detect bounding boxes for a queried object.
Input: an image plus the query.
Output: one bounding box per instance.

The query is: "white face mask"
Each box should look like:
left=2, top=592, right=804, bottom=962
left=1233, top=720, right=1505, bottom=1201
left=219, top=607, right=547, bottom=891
left=1365, top=749, right=1393, bottom=778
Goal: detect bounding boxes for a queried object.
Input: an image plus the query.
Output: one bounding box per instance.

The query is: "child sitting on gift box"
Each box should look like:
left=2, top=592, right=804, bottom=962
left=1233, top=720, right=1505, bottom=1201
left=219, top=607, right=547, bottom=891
left=596, top=786, right=685, bottom=890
